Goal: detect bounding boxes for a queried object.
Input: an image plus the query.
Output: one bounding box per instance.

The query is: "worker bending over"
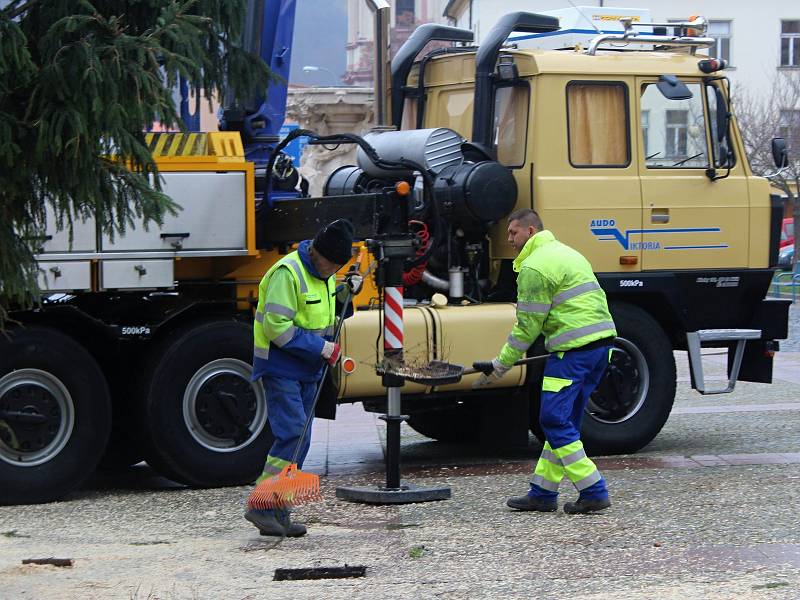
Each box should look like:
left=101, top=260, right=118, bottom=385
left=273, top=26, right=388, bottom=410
left=474, top=209, right=616, bottom=514
left=246, top=219, right=362, bottom=536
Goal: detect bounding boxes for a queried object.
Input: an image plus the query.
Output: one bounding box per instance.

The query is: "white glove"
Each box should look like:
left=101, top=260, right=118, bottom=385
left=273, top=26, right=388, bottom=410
left=321, top=341, right=341, bottom=366
left=338, top=272, right=363, bottom=300
left=472, top=358, right=511, bottom=389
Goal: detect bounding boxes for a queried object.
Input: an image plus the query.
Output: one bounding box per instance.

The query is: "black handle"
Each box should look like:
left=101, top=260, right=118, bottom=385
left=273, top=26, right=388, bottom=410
left=160, top=232, right=190, bottom=239
left=471, top=361, right=495, bottom=375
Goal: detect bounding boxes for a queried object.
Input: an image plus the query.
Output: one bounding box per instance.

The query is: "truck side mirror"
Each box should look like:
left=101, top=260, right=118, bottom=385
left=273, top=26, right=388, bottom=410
left=656, top=75, right=693, bottom=101
left=772, top=138, right=788, bottom=168
left=714, top=87, right=728, bottom=143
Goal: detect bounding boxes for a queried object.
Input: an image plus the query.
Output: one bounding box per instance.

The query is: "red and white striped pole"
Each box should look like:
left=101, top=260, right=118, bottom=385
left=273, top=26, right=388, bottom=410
left=383, top=285, right=404, bottom=360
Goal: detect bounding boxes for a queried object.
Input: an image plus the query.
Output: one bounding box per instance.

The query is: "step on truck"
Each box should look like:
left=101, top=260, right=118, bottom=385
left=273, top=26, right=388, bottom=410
left=0, top=4, right=790, bottom=504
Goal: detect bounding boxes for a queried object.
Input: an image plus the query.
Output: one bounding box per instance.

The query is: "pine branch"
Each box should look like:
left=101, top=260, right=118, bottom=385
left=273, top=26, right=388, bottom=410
left=3, top=0, right=39, bottom=20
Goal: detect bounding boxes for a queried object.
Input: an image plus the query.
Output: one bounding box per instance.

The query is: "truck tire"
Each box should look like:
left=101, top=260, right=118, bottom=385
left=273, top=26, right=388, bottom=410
left=582, top=302, right=676, bottom=454
left=407, top=403, right=480, bottom=442
left=137, top=320, right=273, bottom=487
left=0, top=326, right=111, bottom=505
left=529, top=303, right=675, bottom=454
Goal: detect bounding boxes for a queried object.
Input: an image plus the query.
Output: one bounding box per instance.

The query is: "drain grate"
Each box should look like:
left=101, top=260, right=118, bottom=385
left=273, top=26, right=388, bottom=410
left=273, top=565, right=367, bottom=581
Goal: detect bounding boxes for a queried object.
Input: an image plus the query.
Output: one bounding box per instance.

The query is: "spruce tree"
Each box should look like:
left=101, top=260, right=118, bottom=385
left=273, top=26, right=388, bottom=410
left=0, top=0, right=274, bottom=323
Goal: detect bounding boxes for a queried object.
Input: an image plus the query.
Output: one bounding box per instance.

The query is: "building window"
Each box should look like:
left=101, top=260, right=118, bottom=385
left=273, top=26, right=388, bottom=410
left=708, top=20, right=731, bottom=64
left=396, top=0, right=415, bottom=27
left=566, top=82, right=630, bottom=167
left=666, top=110, right=689, bottom=158
left=641, top=109, right=650, bottom=157
left=779, top=109, right=800, bottom=153
left=781, top=20, right=800, bottom=67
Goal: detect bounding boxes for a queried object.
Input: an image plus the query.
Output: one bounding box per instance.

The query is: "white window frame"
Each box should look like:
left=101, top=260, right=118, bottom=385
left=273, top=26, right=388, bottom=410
left=781, top=20, right=800, bottom=67
left=641, top=109, right=650, bottom=157
left=665, top=109, right=689, bottom=158
left=779, top=109, right=800, bottom=152
left=708, top=20, right=732, bottom=65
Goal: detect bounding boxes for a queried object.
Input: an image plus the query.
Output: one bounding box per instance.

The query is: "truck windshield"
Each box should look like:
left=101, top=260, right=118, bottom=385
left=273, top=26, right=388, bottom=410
left=641, top=82, right=709, bottom=169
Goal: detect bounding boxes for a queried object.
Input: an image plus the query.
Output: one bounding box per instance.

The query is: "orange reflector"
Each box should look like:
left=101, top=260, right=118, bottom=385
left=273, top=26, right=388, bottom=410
left=686, top=16, right=700, bottom=37
left=342, top=357, right=357, bottom=374
left=395, top=181, right=411, bottom=196
left=619, top=255, right=638, bottom=265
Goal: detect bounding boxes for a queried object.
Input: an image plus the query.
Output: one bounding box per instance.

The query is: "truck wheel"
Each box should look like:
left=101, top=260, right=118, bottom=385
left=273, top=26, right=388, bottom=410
left=138, top=320, right=273, bottom=487
left=0, top=326, right=111, bottom=505
left=407, top=404, right=480, bottom=442
left=582, top=303, right=676, bottom=454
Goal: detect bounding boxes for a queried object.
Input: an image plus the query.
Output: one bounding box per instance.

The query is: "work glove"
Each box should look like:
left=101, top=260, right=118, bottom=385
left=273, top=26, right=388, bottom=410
left=337, top=271, right=363, bottom=302
left=472, top=358, right=511, bottom=389
left=321, top=341, right=342, bottom=367
left=345, top=272, right=363, bottom=295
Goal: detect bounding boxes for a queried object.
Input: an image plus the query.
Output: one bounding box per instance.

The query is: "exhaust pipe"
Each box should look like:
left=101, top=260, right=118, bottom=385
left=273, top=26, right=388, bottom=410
left=366, top=0, right=391, bottom=127
left=390, top=24, right=474, bottom=128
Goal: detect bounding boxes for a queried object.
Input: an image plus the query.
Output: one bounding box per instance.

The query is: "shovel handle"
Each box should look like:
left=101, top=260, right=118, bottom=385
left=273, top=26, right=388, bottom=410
left=462, top=353, right=550, bottom=376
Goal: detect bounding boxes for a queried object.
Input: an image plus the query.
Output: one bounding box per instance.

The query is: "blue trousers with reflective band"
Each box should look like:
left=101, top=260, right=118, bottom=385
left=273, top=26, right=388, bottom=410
left=256, top=375, right=318, bottom=515
left=528, top=345, right=611, bottom=501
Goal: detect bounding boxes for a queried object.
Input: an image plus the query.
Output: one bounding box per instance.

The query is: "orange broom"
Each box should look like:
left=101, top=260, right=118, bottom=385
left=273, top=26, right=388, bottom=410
left=247, top=252, right=366, bottom=510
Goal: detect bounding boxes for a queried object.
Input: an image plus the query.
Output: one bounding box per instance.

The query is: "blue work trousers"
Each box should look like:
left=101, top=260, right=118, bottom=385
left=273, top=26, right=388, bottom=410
left=529, top=344, right=611, bottom=500
left=263, top=375, right=318, bottom=471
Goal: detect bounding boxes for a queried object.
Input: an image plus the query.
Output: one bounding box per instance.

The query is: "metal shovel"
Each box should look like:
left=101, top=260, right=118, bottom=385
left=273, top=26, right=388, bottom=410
left=379, top=353, right=551, bottom=386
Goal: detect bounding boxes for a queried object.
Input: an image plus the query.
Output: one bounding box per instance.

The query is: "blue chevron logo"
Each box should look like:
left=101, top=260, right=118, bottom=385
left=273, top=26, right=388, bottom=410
left=590, top=221, right=727, bottom=251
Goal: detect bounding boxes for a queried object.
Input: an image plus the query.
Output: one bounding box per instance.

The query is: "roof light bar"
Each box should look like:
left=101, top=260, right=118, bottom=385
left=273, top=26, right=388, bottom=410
left=586, top=15, right=714, bottom=55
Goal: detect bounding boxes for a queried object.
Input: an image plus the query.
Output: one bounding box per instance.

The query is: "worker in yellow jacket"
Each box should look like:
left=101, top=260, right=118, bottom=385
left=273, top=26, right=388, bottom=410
left=474, top=209, right=616, bottom=514
left=246, top=219, right=361, bottom=537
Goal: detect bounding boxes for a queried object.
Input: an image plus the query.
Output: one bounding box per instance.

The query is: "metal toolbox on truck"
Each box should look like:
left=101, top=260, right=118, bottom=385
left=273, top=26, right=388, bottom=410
left=101, top=259, right=175, bottom=289
left=39, top=212, right=97, bottom=254
left=101, top=171, right=247, bottom=252
left=37, top=261, right=92, bottom=292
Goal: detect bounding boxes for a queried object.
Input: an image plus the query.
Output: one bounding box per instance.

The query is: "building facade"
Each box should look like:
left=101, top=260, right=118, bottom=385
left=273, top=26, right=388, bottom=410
left=344, top=0, right=451, bottom=85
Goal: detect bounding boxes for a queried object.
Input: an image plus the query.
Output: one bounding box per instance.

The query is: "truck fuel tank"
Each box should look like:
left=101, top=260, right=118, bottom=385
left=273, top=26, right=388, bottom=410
left=338, top=302, right=525, bottom=398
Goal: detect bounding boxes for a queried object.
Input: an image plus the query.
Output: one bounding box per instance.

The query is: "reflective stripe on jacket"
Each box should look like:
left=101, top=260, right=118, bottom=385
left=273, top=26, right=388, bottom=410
left=252, top=244, right=337, bottom=382
left=498, top=230, right=616, bottom=366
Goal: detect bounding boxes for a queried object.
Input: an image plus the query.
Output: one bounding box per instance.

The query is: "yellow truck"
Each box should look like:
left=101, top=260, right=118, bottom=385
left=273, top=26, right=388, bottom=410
left=0, top=10, right=790, bottom=505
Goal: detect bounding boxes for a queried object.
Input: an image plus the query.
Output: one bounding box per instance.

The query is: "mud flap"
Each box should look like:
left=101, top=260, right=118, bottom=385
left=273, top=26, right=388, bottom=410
left=728, top=340, right=777, bottom=384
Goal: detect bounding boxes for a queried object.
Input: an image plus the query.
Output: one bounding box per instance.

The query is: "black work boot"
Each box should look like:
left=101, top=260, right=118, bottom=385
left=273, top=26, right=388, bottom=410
left=506, top=494, right=558, bottom=512
left=244, top=509, right=287, bottom=536
left=276, top=510, right=307, bottom=538
left=563, top=497, right=611, bottom=514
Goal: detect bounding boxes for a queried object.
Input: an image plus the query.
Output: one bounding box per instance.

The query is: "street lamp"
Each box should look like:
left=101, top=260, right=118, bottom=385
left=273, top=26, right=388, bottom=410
left=302, top=65, right=339, bottom=85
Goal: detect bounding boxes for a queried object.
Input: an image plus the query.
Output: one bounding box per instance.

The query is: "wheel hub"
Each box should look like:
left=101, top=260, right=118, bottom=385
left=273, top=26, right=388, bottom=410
left=587, top=338, right=649, bottom=424
left=183, top=359, right=267, bottom=452
left=0, top=369, right=75, bottom=466
left=195, top=374, right=257, bottom=443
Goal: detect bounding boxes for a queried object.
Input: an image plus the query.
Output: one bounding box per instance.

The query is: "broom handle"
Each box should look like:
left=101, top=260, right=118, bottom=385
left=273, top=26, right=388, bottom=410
left=461, top=353, right=551, bottom=376
left=289, top=278, right=355, bottom=466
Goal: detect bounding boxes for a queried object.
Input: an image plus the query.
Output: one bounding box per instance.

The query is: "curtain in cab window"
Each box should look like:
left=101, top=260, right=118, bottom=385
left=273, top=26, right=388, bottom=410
left=567, top=83, right=629, bottom=166
left=493, top=85, right=530, bottom=167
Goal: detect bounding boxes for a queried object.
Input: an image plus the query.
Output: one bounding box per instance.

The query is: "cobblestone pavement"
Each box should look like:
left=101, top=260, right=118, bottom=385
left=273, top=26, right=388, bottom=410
left=1, top=303, right=799, bottom=599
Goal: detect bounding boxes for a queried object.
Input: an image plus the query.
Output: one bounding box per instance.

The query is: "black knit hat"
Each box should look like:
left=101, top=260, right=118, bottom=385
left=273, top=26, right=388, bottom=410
left=313, top=219, right=354, bottom=265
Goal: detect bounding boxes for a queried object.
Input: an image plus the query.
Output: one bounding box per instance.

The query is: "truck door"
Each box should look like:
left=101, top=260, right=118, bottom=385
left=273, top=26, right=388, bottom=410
left=636, top=77, right=749, bottom=270
left=537, top=77, right=642, bottom=272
